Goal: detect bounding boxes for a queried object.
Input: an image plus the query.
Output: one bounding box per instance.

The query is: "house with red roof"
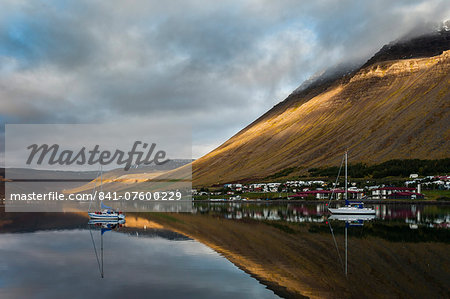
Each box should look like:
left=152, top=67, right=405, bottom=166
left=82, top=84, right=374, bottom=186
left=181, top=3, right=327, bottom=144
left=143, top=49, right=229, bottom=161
left=372, top=187, right=421, bottom=199
left=387, top=192, right=424, bottom=200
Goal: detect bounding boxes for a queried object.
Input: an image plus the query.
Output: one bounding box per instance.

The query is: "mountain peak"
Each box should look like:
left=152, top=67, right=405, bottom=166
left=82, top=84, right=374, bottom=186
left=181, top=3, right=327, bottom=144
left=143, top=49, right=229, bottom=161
left=363, top=24, right=450, bottom=68
left=293, top=22, right=450, bottom=98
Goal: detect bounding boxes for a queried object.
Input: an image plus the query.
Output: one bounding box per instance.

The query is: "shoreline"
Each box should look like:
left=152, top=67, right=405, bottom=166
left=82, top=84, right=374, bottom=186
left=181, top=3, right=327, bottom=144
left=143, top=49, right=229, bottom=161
left=193, top=199, right=450, bottom=205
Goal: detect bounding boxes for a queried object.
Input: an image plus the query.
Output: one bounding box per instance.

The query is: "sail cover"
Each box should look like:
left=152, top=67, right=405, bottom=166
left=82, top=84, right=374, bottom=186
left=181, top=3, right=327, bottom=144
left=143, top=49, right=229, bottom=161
left=101, top=201, right=114, bottom=210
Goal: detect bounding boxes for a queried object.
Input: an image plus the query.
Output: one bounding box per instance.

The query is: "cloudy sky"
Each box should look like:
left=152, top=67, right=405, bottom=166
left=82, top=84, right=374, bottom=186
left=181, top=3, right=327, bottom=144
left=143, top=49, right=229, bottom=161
left=0, top=0, right=449, bottom=162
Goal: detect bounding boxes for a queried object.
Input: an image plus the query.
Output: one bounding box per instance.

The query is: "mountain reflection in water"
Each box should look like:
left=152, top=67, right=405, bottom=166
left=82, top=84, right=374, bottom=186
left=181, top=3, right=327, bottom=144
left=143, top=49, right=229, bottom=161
left=0, top=203, right=449, bottom=299
left=147, top=203, right=450, bottom=298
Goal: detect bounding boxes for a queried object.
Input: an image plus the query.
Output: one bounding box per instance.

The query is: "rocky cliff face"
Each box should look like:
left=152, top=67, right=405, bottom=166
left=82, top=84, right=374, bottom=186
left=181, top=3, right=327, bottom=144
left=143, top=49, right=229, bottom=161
left=363, top=28, right=450, bottom=67
left=192, top=31, right=450, bottom=186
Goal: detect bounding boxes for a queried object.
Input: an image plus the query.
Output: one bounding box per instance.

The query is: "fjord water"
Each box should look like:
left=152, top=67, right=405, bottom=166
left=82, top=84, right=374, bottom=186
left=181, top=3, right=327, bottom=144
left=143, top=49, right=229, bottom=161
left=188, top=202, right=450, bottom=298
left=0, top=214, right=278, bottom=299
left=0, top=203, right=449, bottom=298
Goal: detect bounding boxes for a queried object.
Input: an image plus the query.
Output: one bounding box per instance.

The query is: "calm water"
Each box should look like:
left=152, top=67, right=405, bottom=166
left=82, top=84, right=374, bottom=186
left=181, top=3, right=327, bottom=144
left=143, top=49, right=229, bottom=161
left=192, top=202, right=450, bottom=297
left=1, top=203, right=449, bottom=298
left=0, top=216, right=278, bottom=299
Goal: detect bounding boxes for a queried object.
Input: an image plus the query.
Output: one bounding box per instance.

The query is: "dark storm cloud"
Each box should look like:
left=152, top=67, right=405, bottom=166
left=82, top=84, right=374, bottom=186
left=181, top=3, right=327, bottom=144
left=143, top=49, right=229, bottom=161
left=0, top=0, right=449, bottom=159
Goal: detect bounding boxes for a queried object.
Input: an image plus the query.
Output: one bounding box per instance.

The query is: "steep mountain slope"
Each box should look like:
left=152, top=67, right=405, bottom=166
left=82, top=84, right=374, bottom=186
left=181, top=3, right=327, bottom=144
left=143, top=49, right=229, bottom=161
left=192, top=31, right=450, bottom=186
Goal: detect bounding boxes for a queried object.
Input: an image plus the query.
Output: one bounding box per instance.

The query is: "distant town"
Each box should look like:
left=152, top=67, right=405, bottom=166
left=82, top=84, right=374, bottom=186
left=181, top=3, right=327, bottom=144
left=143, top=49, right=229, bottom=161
left=192, top=174, right=450, bottom=201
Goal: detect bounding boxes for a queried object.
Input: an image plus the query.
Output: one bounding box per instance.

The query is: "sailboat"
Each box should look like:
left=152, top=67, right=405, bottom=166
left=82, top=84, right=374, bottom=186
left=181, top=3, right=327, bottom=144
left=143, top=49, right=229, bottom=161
left=328, top=151, right=375, bottom=215
left=88, top=164, right=125, bottom=220
left=88, top=201, right=126, bottom=220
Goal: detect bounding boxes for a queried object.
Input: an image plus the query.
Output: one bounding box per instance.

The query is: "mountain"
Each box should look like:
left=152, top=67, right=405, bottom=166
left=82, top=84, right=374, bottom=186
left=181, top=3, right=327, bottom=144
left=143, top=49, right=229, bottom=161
left=0, top=159, right=193, bottom=199
left=192, top=28, right=450, bottom=186
left=63, top=159, right=192, bottom=194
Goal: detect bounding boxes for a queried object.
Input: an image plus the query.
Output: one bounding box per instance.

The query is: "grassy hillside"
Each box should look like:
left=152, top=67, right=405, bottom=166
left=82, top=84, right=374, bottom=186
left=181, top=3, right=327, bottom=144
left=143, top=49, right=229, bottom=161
left=192, top=50, right=450, bottom=186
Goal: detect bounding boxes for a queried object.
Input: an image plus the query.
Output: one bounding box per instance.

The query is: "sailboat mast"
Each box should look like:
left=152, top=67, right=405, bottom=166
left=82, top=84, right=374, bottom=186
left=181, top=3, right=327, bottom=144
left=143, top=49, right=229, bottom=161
left=100, top=163, right=103, bottom=193
left=345, top=150, right=348, bottom=202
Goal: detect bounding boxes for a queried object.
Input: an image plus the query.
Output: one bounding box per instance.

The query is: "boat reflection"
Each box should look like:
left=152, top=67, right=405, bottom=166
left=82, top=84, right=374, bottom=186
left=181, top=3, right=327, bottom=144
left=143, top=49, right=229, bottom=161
left=88, top=219, right=126, bottom=278
left=328, top=214, right=376, bottom=222
left=328, top=214, right=375, bottom=277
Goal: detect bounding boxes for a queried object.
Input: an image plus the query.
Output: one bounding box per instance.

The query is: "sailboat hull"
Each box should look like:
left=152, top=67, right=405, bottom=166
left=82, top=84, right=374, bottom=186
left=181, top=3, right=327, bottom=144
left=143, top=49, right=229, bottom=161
left=88, top=219, right=126, bottom=225
left=88, top=213, right=125, bottom=220
left=328, top=207, right=375, bottom=215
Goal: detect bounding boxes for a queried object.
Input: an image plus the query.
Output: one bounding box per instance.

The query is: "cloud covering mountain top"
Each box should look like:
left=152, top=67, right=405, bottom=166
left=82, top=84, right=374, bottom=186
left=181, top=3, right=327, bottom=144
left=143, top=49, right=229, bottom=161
left=0, top=0, right=449, bottom=161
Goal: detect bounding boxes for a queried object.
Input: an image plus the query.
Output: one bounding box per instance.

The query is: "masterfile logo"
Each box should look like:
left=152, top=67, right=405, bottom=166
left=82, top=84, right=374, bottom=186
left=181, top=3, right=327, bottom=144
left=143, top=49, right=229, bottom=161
left=5, top=123, right=192, bottom=212
left=26, top=141, right=170, bottom=171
